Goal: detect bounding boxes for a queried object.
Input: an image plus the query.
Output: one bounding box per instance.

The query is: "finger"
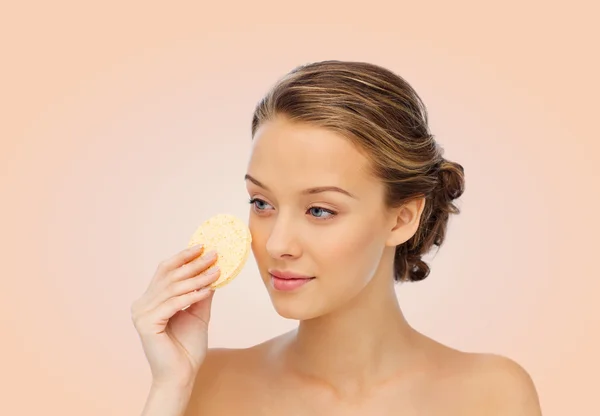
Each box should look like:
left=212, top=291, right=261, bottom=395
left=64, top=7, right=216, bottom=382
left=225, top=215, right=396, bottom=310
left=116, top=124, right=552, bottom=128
left=154, top=288, right=214, bottom=324
left=184, top=289, right=215, bottom=322
left=146, top=267, right=221, bottom=312
left=148, top=250, right=218, bottom=298
left=136, top=288, right=214, bottom=336
left=167, top=250, right=218, bottom=284
left=153, top=244, right=205, bottom=283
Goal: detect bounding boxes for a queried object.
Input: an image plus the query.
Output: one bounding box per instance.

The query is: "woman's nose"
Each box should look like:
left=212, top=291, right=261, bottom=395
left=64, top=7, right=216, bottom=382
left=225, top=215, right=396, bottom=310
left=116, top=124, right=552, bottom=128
left=265, top=216, right=302, bottom=259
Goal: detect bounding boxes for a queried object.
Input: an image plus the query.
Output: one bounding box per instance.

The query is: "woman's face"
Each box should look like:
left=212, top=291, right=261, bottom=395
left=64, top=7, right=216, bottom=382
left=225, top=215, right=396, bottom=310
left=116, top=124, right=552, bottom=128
left=245, top=116, right=401, bottom=320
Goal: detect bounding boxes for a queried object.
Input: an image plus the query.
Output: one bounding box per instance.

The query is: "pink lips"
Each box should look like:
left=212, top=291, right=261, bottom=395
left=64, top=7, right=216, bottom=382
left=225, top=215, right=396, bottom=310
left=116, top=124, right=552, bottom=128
left=269, top=269, right=315, bottom=292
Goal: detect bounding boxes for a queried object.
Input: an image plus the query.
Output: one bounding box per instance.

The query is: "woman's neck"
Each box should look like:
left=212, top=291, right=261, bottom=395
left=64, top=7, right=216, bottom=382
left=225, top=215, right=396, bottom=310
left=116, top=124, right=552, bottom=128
left=281, top=272, right=419, bottom=398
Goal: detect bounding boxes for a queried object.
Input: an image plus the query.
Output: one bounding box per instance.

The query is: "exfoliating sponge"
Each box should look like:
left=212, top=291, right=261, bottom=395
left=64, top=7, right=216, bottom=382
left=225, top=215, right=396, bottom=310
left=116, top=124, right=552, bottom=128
left=187, top=213, right=252, bottom=289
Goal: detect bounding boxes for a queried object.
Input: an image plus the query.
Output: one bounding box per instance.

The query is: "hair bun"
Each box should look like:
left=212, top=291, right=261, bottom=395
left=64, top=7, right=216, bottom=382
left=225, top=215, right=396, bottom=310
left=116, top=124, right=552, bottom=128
left=438, top=159, right=465, bottom=203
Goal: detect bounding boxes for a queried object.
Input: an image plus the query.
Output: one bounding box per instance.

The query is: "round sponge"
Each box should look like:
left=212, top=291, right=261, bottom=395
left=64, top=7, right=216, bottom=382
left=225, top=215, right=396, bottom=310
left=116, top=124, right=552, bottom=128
left=187, top=213, right=252, bottom=289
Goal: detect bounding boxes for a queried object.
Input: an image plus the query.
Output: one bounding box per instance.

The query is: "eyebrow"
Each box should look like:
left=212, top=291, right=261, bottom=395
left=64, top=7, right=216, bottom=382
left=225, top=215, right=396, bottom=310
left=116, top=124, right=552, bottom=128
left=244, top=174, right=358, bottom=199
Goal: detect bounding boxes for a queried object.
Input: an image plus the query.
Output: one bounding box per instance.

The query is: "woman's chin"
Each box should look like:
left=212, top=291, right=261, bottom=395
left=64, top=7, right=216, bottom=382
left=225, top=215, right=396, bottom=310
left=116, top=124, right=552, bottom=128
left=260, top=276, right=334, bottom=320
left=268, top=295, right=324, bottom=321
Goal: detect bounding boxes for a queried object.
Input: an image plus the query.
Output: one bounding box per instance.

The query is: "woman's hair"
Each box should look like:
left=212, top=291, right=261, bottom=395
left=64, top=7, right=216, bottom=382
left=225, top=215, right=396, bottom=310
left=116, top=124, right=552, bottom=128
left=251, top=60, right=465, bottom=283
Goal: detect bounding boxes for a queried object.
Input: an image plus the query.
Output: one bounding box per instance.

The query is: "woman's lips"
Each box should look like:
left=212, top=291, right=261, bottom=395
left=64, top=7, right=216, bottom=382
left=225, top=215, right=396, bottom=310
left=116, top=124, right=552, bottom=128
left=269, top=274, right=315, bottom=291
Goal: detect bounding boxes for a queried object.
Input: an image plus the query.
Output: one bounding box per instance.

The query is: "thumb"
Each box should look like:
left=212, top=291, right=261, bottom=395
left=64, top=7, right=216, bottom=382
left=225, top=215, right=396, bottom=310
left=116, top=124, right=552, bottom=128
left=185, top=289, right=215, bottom=324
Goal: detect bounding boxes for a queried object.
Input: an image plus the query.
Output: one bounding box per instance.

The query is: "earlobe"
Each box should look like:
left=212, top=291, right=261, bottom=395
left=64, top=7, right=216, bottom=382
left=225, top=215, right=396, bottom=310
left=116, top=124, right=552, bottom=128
left=385, top=197, right=426, bottom=247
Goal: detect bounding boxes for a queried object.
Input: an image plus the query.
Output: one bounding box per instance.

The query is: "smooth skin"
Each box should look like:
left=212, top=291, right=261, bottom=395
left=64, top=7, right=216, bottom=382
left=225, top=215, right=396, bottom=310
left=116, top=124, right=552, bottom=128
left=133, top=115, right=542, bottom=415
left=131, top=247, right=221, bottom=415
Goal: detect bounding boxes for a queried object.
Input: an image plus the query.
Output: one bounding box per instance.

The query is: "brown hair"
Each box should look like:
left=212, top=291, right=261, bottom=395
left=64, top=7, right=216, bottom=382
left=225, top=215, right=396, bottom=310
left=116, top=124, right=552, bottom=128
left=251, top=60, right=465, bottom=282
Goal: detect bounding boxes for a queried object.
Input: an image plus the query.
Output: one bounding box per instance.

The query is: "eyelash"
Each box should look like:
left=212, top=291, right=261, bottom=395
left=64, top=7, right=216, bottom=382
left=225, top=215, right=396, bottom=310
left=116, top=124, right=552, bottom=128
left=248, top=198, right=338, bottom=221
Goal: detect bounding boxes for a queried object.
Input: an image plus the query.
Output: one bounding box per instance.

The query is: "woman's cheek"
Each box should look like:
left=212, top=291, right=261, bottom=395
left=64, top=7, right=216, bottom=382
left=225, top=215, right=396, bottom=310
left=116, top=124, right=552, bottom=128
left=321, top=225, right=372, bottom=267
left=340, top=223, right=385, bottom=275
left=249, top=221, right=268, bottom=257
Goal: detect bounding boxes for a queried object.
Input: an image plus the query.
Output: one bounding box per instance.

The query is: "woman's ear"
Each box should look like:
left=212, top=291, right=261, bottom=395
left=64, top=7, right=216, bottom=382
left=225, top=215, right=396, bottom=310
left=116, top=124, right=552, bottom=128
left=385, top=196, right=426, bottom=247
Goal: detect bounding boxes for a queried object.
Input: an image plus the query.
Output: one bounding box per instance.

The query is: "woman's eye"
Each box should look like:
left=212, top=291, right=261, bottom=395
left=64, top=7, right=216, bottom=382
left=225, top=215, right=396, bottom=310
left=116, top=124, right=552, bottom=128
left=249, top=198, right=272, bottom=211
left=249, top=198, right=337, bottom=220
left=308, top=207, right=336, bottom=219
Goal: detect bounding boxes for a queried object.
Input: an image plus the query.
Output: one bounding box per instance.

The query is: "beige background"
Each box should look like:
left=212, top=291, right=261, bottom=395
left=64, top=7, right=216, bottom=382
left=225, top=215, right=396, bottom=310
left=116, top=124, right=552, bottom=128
left=1, top=1, right=598, bottom=414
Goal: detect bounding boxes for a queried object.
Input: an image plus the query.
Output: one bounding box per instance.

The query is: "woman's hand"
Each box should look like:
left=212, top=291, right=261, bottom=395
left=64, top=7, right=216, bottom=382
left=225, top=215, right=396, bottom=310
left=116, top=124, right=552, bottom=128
left=131, top=244, right=221, bottom=389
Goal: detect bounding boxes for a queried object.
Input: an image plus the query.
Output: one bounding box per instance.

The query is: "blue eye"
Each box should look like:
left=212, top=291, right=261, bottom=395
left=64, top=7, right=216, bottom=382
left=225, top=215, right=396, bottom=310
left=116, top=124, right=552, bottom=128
left=248, top=198, right=337, bottom=220
left=309, top=207, right=335, bottom=219
left=248, top=198, right=271, bottom=211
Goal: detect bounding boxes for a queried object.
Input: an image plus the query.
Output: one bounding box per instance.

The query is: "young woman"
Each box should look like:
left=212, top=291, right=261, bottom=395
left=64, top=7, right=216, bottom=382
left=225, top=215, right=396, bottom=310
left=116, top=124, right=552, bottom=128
left=132, top=60, right=542, bottom=415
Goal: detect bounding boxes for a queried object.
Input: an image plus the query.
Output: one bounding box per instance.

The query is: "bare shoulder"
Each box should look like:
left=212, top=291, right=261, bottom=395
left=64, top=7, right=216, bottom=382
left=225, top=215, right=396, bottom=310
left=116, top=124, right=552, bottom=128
left=184, top=335, right=285, bottom=415
left=453, top=352, right=542, bottom=415
left=183, top=347, right=259, bottom=415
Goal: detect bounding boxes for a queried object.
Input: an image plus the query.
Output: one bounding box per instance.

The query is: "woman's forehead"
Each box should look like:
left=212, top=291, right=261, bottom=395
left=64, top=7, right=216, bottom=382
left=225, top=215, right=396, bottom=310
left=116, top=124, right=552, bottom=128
left=247, top=119, right=379, bottom=196
left=250, top=119, right=365, bottom=169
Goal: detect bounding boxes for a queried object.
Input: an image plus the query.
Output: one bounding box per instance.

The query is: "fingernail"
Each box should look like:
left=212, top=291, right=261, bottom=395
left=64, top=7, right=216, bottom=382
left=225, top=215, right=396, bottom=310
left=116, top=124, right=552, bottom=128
left=190, top=243, right=203, bottom=250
